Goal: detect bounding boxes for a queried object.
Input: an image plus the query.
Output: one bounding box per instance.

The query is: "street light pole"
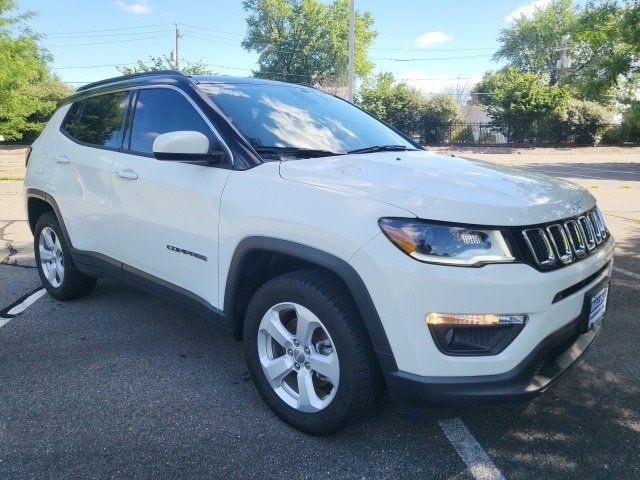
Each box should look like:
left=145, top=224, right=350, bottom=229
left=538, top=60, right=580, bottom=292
left=175, top=23, right=181, bottom=70
left=347, top=0, right=355, bottom=102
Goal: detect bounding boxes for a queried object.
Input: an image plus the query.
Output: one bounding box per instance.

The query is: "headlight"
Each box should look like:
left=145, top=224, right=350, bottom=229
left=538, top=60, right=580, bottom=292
left=378, top=218, right=515, bottom=267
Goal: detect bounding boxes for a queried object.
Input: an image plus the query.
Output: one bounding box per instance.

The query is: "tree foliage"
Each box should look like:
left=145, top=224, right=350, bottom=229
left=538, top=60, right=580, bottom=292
left=494, top=0, right=640, bottom=104
left=0, top=0, right=71, bottom=141
left=494, top=0, right=577, bottom=85
left=472, top=67, right=570, bottom=142
left=241, top=0, right=377, bottom=85
left=572, top=0, right=640, bottom=100
left=355, top=72, right=463, bottom=143
left=117, top=54, right=215, bottom=75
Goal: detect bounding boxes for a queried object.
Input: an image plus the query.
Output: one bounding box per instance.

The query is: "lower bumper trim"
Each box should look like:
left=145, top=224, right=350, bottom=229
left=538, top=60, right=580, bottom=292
left=383, top=313, right=602, bottom=414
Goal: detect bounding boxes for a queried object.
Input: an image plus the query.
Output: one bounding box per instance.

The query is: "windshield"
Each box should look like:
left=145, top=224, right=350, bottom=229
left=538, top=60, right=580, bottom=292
left=198, top=82, right=414, bottom=155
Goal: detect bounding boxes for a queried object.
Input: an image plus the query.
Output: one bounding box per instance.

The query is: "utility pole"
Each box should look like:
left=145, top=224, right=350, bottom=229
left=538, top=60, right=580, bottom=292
left=347, top=0, right=355, bottom=102
left=175, top=23, right=181, bottom=70
left=555, top=36, right=571, bottom=86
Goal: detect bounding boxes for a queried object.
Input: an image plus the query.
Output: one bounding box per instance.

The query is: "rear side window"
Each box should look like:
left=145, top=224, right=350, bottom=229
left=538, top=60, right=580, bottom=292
left=129, top=88, right=211, bottom=154
left=61, top=101, right=83, bottom=136
left=75, top=91, right=129, bottom=148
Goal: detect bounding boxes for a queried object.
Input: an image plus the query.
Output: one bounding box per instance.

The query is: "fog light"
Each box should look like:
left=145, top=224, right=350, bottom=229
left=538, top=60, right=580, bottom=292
left=426, top=313, right=528, bottom=356
left=426, top=313, right=527, bottom=326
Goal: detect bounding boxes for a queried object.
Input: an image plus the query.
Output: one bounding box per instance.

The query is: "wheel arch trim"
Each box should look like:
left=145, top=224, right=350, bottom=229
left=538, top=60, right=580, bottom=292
left=224, top=236, right=396, bottom=360
left=25, top=188, right=73, bottom=246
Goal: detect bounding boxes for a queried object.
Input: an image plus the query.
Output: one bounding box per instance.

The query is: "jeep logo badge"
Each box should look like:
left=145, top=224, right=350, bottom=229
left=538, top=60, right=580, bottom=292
left=570, top=200, right=583, bottom=212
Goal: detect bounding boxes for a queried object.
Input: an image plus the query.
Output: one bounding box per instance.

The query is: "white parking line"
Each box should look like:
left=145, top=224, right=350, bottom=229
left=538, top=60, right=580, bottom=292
left=0, top=288, right=46, bottom=324
left=613, top=267, right=640, bottom=280
left=439, top=417, right=506, bottom=480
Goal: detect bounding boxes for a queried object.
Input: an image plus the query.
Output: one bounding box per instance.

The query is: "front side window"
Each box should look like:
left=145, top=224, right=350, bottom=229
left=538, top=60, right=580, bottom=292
left=75, top=91, right=129, bottom=148
left=129, top=88, right=211, bottom=154
left=198, top=83, right=413, bottom=154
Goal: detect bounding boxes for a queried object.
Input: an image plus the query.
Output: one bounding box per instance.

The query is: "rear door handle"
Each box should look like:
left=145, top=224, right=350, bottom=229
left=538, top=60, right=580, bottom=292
left=116, top=169, right=139, bottom=180
left=56, top=155, right=70, bottom=164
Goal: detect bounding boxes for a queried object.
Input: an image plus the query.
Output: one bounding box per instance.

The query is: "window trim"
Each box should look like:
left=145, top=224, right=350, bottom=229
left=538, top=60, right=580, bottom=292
left=58, top=84, right=234, bottom=167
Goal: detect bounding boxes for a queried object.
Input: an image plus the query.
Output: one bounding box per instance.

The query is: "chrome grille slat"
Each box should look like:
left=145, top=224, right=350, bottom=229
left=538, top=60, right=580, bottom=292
left=564, top=220, right=587, bottom=258
left=546, top=224, right=573, bottom=264
left=521, top=207, right=608, bottom=269
left=578, top=215, right=596, bottom=251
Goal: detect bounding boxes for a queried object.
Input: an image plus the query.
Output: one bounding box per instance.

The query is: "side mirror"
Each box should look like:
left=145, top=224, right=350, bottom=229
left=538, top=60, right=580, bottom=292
left=152, top=131, right=226, bottom=164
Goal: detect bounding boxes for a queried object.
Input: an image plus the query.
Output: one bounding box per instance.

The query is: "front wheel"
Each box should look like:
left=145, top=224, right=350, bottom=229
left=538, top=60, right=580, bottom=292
left=243, top=270, right=381, bottom=435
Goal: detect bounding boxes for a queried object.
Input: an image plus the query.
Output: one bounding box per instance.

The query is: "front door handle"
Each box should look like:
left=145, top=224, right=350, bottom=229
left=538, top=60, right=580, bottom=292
left=116, top=169, right=139, bottom=180
left=56, top=155, right=70, bottom=164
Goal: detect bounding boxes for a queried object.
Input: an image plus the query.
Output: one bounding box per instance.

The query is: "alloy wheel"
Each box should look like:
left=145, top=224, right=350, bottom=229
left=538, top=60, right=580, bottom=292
left=257, top=302, right=340, bottom=412
left=39, top=226, right=65, bottom=288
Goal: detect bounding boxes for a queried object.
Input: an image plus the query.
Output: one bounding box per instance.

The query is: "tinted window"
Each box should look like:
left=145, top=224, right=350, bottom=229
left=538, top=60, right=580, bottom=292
left=62, top=101, right=83, bottom=136
left=75, top=91, right=129, bottom=148
left=198, top=83, right=412, bottom=153
left=129, top=89, right=211, bottom=154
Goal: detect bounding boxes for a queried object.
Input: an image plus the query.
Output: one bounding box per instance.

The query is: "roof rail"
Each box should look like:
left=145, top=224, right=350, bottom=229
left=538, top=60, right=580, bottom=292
left=76, top=70, right=186, bottom=92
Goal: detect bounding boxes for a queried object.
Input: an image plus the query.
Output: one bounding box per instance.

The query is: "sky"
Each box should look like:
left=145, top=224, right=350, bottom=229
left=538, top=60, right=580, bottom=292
left=19, top=0, right=552, bottom=93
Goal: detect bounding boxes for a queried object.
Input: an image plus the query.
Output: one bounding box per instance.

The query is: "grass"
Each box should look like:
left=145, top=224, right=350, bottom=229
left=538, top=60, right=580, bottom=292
left=0, top=176, right=24, bottom=181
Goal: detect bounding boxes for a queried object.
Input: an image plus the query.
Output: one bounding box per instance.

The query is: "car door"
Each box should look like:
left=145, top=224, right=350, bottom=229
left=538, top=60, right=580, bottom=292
left=53, top=91, right=131, bottom=261
left=110, top=86, right=231, bottom=310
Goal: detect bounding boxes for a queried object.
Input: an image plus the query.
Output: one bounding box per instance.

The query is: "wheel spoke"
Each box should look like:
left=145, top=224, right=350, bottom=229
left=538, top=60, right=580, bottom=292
left=308, top=351, right=340, bottom=386
left=53, top=233, right=62, bottom=253
left=39, top=245, right=55, bottom=261
left=261, top=310, right=292, bottom=348
left=48, top=230, right=57, bottom=250
left=55, top=261, right=65, bottom=281
left=294, top=305, right=320, bottom=344
left=297, top=373, right=322, bottom=412
left=262, top=355, right=294, bottom=384
left=45, top=264, right=56, bottom=283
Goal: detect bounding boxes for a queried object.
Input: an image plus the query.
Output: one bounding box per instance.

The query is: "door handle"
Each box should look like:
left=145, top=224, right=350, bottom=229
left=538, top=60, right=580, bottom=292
left=56, top=155, right=70, bottom=164
left=116, top=169, right=139, bottom=180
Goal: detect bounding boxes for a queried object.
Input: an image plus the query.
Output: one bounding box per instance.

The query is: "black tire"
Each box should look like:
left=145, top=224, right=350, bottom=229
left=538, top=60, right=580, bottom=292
left=34, top=212, right=97, bottom=300
left=243, top=269, right=382, bottom=435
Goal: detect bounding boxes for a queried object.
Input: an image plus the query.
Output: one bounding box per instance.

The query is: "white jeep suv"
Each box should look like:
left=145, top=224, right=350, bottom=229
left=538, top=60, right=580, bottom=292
left=24, top=71, right=614, bottom=434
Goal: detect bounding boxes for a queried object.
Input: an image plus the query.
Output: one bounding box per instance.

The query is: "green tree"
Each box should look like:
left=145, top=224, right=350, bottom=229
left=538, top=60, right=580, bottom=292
left=472, top=67, right=570, bottom=143
left=572, top=0, right=640, bottom=101
left=241, top=0, right=377, bottom=85
left=494, top=0, right=577, bottom=85
left=117, top=54, right=215, bottom=75
left=419, top=94, right=464, bottom=144
left=493, top=0, right=640, bottom=104
left=356, top=73, right=463, bottom=143
left=0, top=0, right=70, bottom=141
left=562, top=98, right=612, bottom=145
left=355, top=72, right=424, bottom=134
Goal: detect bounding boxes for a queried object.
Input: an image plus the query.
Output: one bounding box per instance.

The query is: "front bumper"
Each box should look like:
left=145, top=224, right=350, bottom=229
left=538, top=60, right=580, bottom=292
left=382, top=309, right=602, bottom=414
left=349, top=231, right=614, bottom=412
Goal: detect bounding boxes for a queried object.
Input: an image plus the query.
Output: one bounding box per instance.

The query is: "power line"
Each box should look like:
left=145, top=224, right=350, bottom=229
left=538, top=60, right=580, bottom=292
left=372, top=54, right=493, bottom=62
left=44, top=34, right=173, bottom=48
left=178, top=23, right=245, bottom=37
left=43, top=29, right=173, bottom=40
left=43, top=23, right=171, bottom=36
left=370, top=46, right=496, bottom=52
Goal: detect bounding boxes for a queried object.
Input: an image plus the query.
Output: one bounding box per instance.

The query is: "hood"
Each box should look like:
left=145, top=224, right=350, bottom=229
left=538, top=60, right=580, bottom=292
left=279, top=150, right=595, bottom=226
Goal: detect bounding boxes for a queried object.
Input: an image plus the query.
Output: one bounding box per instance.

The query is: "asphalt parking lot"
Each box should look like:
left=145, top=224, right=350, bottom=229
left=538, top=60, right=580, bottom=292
left=1, top=147, right=639, bottom=479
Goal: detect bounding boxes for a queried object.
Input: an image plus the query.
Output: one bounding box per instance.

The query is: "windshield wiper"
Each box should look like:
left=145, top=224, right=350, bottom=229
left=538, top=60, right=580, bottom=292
left=347, top=145, right=416, bottom=154
left=253, top=146, right=343, bottom=159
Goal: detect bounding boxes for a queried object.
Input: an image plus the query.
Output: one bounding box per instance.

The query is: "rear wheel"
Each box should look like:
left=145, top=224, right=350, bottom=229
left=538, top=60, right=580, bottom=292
left=34, top=213, right=97, bottom=300
left=243, top=270, right=381, bottom=435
